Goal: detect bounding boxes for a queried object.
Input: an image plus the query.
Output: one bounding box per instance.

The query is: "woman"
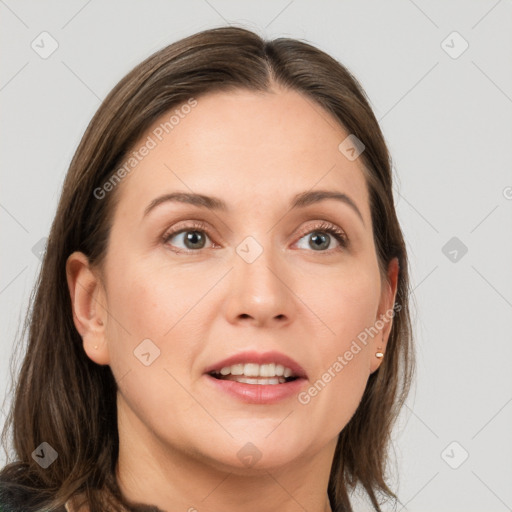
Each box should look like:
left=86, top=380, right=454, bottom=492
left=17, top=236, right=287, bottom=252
left=0, top=26, right=414, bottom=512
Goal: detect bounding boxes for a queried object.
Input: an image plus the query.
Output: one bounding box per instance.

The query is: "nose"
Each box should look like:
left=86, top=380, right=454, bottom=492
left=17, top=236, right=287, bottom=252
left=223, top=240, right=293, bottom=328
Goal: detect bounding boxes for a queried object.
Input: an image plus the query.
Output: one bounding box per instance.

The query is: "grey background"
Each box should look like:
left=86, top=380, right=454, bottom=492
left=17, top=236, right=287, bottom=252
left=1, top=1, right=511, bottom=511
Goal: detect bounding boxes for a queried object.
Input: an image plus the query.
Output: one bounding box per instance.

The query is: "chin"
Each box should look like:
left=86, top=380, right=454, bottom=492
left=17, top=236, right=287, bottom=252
left=196, top=433, right=310, bottom=473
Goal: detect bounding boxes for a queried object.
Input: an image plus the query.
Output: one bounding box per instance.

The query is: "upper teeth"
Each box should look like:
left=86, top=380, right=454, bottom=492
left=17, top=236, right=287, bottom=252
left=217, top=363, right=294, bottom=378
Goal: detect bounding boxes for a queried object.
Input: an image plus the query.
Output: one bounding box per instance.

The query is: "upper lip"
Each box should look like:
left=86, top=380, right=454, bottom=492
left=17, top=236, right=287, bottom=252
left=204, top=350, right=308, bottom=379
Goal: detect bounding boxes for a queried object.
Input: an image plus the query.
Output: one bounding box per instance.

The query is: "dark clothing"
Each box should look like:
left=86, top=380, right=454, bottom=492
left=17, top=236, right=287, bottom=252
left=0, top=482, right=66, bottom=511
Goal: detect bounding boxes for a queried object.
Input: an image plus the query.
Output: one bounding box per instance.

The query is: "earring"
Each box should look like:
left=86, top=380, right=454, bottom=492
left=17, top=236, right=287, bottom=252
left=375, top=347, right=384, bottom=359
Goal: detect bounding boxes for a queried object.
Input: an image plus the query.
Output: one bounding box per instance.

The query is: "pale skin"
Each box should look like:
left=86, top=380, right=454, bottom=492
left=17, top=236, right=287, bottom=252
left=66, top=86, right=399, bottom=512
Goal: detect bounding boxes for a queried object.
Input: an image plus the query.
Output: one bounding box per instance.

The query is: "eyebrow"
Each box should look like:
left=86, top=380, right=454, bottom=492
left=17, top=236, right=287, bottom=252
left=143, top=190, right=365, bottom=226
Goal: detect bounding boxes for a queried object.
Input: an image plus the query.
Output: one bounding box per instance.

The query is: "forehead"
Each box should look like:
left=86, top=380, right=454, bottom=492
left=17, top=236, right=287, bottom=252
left=113, top=87, right=371, bottom=222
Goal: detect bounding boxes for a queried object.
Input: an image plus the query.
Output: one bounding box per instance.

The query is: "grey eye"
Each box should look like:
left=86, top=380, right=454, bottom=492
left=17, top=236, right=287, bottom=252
left=165, top=230, right=210, bottom=250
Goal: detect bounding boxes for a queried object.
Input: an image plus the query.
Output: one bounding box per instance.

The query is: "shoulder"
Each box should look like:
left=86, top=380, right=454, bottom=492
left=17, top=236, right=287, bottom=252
left=64, top=495, right=89, bottom=512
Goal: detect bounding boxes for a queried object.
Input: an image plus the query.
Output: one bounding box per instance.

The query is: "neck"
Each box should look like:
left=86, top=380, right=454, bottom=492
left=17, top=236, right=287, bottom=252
left=115, top=398, right=337, bottom=512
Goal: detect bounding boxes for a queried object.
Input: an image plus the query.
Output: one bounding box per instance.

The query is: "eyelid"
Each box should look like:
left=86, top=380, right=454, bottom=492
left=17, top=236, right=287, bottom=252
left=161, top=219, right=349, bottom=252
left=161, top=219, right=216, bottom=246
left=294, top=220, right=348, bottom=250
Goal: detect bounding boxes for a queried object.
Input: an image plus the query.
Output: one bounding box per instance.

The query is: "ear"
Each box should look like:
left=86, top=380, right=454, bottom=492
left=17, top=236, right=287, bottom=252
left=370, top=257, right=399, bottom=374
left=66, top=251, right=110, bottom=365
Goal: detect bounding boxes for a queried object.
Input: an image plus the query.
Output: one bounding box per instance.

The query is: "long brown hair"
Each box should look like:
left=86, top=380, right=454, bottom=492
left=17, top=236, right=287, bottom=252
left=0, top=26, right=415, bottom=512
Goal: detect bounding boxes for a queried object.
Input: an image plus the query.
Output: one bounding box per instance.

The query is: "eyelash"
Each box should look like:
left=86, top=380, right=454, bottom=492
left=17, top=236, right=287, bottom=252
left=161, top=220, right=348, bottom=254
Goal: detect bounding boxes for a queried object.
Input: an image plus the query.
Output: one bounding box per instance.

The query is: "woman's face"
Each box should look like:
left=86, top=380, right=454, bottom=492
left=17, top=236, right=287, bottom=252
left=71, top=87, right=398, bottom=473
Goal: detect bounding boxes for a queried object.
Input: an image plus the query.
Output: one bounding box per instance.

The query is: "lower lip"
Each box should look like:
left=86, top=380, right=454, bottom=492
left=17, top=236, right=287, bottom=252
left=204, top=374, right=307, bottom=404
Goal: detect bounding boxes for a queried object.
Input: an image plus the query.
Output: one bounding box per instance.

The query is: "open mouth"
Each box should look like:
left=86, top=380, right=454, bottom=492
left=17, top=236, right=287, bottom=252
left=208, top=363, right=300, bottom=385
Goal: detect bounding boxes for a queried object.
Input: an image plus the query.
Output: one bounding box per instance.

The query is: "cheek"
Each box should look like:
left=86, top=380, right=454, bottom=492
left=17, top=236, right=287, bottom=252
left=102, top=259, right=202, bottom=426
left=105, top=254, right=199, bottom=338
left=310, top=260, right=381, bottom=346
left=103, top=253, right=212, bottom=382
left=311, top=279, right=377, bottom=395
left=100, top=257, right=167, bottom=373
left=298, top=263, right=379, bottom=411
